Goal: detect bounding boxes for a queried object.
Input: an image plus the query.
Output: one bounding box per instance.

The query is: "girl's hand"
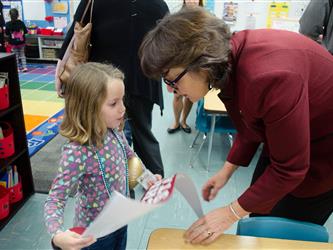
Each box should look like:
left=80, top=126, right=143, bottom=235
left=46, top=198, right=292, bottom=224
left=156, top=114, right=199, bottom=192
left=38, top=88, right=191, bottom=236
left=184, top=206, right=238, bottom=245
left=52, top=230, right=96, bottom=250
left=147, top=174, right=162, bottom=188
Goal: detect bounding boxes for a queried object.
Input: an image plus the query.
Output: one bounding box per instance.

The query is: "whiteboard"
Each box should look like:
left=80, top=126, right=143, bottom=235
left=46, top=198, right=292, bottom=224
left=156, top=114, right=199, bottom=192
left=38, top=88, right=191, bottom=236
left=22, top=0, right=46, bottom=20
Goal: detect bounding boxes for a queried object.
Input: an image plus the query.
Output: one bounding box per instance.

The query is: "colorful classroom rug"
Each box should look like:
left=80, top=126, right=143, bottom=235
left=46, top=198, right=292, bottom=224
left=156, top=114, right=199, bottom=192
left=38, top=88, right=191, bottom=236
left=19, top=63, right=64, bottom=156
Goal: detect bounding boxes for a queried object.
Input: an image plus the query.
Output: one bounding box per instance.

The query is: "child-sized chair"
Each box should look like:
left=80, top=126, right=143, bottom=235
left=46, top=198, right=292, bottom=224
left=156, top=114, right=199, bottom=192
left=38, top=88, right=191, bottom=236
left=236, top=216, right=329, bottom=243
left=189, top=99, right=236, bottom=171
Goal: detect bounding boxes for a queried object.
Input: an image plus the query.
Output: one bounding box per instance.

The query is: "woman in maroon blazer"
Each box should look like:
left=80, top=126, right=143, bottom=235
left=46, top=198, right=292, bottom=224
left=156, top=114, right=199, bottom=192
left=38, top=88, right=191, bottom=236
left=140, top=7, right=333, bottom=244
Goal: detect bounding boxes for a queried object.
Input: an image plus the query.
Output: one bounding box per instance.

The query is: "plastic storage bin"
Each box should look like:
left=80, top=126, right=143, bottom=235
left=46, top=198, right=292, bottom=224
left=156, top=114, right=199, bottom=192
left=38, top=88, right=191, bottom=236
left=0, top=185, right=9, bottom=220
left=8, top=180, right=23, bottom=204
left=0, top=122, right=15, bottom=158
left=0, top=84, right=9, bottom=110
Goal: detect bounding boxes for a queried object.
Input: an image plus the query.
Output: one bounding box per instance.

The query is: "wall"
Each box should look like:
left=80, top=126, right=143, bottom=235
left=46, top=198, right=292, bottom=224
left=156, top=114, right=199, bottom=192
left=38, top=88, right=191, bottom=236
left=16, top=0, right=311, bottom=31
left=165, top=0, right=311, bottom=32
left=22, top=0, right=71, bottom=28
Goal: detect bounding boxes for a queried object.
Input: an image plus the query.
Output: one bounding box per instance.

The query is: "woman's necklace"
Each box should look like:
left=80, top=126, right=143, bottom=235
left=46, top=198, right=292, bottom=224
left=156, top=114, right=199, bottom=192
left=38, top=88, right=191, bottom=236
left=94, top=129, right=129, bottom=197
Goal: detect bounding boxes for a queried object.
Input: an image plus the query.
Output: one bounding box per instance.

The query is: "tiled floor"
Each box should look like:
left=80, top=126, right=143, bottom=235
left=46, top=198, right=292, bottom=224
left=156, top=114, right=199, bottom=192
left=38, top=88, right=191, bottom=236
left=0, top=89, right=332, bottom=249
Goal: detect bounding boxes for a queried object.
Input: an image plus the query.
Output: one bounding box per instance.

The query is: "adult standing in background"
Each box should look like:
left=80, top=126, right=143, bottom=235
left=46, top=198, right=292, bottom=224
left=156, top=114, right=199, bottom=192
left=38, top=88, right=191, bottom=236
left=299, top=0, right=333, bottom=54
left=167, top=0, right=203, bottom=134
left=55, top=0, right=168, bottom=177
left=0, top=1, right=6, bottom=52
left=140, top=7, right=333, bottom=244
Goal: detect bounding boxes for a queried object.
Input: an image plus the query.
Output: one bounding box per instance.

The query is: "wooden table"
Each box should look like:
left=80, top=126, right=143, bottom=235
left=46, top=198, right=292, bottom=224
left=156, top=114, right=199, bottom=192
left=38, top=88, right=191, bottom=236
left=203, top=89, right=229, bottom=171
left=147, top=228, right=333, bottom=250
left=204, top=89, right=226, bottom=114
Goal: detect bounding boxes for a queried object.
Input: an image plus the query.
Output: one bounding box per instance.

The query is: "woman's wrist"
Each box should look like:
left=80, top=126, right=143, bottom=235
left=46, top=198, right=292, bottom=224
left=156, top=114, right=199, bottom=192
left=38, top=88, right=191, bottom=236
left=230, top=200, right=250, bottom=220
left=219, top=161, right=238, bottom=179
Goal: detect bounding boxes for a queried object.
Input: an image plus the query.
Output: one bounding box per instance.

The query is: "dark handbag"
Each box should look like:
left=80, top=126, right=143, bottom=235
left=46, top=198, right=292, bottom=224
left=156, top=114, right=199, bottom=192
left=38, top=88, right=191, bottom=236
left=58, top=0, right=94, bottom=90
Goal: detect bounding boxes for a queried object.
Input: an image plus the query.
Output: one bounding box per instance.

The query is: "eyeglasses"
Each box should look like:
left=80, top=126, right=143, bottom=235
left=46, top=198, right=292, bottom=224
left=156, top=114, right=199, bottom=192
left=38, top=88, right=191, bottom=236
left=162, top=67, right=189, bottom=89
left=162, top=56, right=202, bottom=89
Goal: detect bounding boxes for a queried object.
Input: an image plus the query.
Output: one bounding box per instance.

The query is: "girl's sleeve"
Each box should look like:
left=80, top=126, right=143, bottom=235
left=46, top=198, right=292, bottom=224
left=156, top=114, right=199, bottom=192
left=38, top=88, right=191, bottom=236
left=22, top=21, right=27, bottom=34
left=44, top=144, right=86, bottom=236
left=5, top=23, right=9, bottom=36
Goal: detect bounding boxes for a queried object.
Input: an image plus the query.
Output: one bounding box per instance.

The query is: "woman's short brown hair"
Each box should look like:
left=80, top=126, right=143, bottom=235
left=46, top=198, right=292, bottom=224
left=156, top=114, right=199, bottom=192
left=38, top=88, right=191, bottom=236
left=60, top=62, right=124, bottom=147
left=139, top=6, right=232, bottom=89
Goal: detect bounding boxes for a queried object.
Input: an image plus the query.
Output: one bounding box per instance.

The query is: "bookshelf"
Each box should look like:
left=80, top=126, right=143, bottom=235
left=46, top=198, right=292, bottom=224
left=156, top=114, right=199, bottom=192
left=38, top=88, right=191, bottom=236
left=0, top=53, right=35, bottom=230
left=25, top=35, right=64, bottom=61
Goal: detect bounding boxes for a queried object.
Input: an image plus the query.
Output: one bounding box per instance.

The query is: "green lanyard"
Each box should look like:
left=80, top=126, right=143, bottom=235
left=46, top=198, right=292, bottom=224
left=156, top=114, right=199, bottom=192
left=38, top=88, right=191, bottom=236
left=94, top=129, right=129, bottom=197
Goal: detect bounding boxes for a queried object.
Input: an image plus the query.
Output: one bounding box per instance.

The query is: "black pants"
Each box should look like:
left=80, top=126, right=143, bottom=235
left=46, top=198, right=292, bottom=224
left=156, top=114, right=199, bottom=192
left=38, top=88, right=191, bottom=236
left=0, top=32, right=5, bottom=52
left=250, top=152, right=333, bottom=225
left=126, top=95, right=164, bottom=177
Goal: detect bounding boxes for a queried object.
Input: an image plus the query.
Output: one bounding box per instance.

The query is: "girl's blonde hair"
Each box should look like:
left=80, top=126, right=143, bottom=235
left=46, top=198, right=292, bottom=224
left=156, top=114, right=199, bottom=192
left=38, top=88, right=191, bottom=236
left=60, top=62, right=124, bottom=147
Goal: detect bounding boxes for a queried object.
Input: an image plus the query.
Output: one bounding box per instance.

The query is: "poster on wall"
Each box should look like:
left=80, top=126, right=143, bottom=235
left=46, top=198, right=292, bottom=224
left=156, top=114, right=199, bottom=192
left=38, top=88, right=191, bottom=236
left=271, top=17, right=300, bottom=32
left=2, top=0, right=23, bottom=22
left=52, top=2, right=69, bottom=14
left=204, top=0, right=215, bottom=14
left=223, top=1, right=238, bottom=25
left=266, top=1, right=289, bottom=28
left=22, top=0, right=46, bottom=21
left=54, top=16, right=68, bottom=29
left=245, top=14, right=256, bottom=30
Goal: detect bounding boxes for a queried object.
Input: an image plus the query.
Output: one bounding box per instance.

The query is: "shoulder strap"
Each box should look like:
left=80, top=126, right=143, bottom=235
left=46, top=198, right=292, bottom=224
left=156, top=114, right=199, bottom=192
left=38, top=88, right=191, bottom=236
left=80, top=0, right=94, bottom=24
left=323, top=0, right=333, bottom=37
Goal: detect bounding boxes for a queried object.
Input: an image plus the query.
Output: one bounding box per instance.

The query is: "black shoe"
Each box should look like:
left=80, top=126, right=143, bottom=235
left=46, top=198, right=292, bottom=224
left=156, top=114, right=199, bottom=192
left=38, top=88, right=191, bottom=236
left=181, top=124, right=191, bottom=133
left=167, top=125, right=180, bottom=134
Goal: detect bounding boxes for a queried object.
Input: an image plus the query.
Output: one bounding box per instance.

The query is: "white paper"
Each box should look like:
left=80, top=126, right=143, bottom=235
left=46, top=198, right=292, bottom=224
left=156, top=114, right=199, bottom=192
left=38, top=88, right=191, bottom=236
left=82, top=173, right=203, bottom=239
left=82, top=191, right=161, bottom=239
left=174, top=173, right=204, bottom=218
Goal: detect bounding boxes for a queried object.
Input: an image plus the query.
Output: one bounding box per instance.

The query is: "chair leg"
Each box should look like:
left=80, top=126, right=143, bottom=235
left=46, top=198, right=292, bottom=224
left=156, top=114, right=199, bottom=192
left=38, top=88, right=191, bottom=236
left=207, top=115, right=216, bottom=172
left=189, top=133, right=207, bottom=168
left=189, top=131, right=201, bottom=148
left=228, top=133, right=234, bottom=147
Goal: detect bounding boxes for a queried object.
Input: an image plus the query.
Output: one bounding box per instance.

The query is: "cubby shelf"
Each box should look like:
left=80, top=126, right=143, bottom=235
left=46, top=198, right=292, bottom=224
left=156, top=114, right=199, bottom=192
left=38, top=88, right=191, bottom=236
left=0, top=53, right=35, bottom=230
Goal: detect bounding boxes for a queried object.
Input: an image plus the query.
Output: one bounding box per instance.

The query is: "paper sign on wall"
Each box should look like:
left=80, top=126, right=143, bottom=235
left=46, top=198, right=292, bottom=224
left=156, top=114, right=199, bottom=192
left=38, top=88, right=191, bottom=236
left=223, top=2, right=238, bottom=24
left=54, top=16, right=68, bottom=29
left=52, top=2, right=68, bottom=14
left=267, top=2, right=289, bottom=28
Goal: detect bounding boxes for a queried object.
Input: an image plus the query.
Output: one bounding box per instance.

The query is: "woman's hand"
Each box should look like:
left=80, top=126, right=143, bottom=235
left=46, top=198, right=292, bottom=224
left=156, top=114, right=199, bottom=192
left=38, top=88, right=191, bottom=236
left=55, top=59, right=64, bottom=97
left=202, top=161, right=238, bottom=202
left=52, top=230, right=96, bottom=250
left=184, top=206, right=238, bottom=245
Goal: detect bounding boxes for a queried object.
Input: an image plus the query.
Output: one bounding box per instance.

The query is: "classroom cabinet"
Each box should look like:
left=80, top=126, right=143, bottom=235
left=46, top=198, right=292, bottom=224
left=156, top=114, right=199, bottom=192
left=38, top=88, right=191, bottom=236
left=0, top=53, right=34, bottom=230
left=25, top=35, right=64, bottom=61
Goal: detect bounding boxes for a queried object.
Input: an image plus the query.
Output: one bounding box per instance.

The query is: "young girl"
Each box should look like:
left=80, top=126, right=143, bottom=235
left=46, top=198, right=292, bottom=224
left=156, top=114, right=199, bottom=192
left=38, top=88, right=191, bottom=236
left=44, top=62, right=159, bottom=250
left=5, top=8, right=28, bottom=72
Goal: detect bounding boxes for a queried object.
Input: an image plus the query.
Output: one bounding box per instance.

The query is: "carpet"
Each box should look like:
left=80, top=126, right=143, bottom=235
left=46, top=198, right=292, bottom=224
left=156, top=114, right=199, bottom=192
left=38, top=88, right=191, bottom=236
left=27, top=109, right=64, bottom=157
left=19, top=63, right=63, bottom=132
left=17, top=63, right=64, bottom=193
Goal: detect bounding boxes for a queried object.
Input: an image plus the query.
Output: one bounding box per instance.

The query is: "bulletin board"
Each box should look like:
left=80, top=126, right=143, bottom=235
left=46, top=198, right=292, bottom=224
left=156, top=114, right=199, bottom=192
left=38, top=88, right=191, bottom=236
left=2, top=0, right=23, bottom=22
